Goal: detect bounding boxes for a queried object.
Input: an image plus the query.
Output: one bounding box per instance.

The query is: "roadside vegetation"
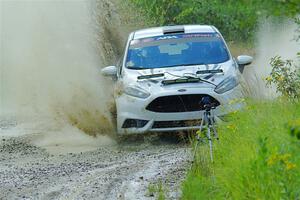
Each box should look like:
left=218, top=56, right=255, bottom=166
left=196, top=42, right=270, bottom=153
left=183, top=100, right=300, bottom=199
left=130, top=0, right=299, bottom=43
left=147, top=182, right=166, bottom=200
left=128, top=0, right=300, bottom=199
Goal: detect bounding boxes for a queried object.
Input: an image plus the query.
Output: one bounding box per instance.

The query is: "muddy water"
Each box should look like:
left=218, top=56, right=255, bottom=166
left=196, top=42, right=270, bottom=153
left=0, top=0, right=126, bottom=152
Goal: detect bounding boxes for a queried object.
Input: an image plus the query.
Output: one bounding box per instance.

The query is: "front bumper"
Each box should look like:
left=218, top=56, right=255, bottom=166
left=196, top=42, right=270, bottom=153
left=116, top=85, right=244, bottom=134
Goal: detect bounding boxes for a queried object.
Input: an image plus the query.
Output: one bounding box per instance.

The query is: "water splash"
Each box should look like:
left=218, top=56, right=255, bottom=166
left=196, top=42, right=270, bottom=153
left=0, top=0, right=125, bottom=152
left=243, top=19, right=300, bottom=98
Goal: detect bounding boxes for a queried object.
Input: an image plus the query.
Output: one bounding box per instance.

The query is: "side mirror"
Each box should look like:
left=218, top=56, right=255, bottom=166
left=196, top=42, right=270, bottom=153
left=101, top=66, right=117, bottom=77
left=236, top=55, right=253, bottom=73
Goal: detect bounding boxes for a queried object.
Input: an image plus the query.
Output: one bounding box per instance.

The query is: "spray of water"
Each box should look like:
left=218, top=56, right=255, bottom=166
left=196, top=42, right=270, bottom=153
left=0, top=0, right=126, bottom=153
left=243, top=19, right=300, bottom=98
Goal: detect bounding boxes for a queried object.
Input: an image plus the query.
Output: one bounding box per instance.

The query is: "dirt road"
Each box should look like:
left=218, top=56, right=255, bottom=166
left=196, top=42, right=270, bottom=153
left=0, top=119, right=191, bottom=200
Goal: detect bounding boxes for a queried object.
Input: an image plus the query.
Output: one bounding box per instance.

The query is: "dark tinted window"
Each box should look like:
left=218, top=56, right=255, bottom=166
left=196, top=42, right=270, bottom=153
left=126, top=33, right=229, bottom=69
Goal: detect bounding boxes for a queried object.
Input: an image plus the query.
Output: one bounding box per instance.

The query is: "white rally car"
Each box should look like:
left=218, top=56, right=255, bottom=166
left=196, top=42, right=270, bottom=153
left=102, top=25, right=253, bottom=134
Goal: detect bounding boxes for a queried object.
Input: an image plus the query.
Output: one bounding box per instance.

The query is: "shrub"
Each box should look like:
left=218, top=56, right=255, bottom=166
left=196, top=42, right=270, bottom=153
left=266, top=54, right=300, bottom=99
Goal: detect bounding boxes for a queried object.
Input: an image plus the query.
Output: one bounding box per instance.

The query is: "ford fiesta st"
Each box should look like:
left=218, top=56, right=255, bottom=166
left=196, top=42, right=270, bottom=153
left=102, top=25, right=253, bottom=134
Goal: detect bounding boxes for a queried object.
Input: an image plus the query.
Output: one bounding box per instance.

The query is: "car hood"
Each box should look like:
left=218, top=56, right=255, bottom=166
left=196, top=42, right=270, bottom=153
left=121, top=60, right=238, bottom=92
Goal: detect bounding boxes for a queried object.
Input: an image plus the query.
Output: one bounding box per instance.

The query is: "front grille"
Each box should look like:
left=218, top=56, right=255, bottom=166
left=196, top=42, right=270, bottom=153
left=152, top=119, right=201, bottom=129
left=146, top=94, right=220, bottom=113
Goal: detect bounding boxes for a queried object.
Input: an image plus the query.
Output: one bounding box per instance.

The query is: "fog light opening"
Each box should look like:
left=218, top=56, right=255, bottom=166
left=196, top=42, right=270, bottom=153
left=122, top=119, right=149, bottom=128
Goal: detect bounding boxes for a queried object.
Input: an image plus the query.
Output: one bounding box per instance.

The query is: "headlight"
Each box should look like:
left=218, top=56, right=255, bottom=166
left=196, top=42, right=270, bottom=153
left=214, top=76, right=239, bottom=94
left=124, top=86, right=150, bottom=99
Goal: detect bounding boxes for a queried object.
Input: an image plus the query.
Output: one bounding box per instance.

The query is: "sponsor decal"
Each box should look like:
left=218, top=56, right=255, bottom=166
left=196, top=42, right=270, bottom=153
left=157, top=36, right=179, bottom=40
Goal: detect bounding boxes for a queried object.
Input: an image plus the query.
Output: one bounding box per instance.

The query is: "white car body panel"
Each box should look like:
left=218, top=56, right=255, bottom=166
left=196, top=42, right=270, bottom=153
left=111, top=25, right=246, bottom=134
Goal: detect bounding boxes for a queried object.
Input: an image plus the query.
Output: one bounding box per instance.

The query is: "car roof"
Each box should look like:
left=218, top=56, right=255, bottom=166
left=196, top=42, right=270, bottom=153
left=133, top=25, right=217, bottom=40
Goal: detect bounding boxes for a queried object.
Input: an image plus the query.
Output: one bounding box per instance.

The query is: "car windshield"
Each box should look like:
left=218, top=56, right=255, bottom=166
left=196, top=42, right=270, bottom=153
left=126, top=33, right=229, bottom=70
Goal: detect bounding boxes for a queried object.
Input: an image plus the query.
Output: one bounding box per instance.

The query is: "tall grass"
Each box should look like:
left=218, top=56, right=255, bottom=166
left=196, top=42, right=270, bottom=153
left=182, top=100, right=300, bottom=199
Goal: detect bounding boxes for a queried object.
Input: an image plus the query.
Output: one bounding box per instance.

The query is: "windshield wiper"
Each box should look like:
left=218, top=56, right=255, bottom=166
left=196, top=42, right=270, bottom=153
left=136, top=67, right=223, bottom=81
left=162, top=76, right=217, bottom=86
left=137, top=73, right=165, bottom=80
left=162, top=77, right=200, bottom=85
left=196, top=69, right=223, bottom=75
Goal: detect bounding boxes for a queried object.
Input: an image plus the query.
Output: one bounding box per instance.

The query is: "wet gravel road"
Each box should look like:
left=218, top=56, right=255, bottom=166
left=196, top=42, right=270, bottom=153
left=0, top=126, right=191, bottom=200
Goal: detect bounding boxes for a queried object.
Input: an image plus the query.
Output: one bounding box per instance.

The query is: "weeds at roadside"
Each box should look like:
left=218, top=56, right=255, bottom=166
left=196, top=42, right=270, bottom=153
left=146, top=181, right=166, bottom=200
left=182, top=100, right=300, bottom=200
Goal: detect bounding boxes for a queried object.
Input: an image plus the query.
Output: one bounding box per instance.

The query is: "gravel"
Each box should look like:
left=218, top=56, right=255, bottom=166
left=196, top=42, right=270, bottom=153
left=0, top=133, right=191, bottom=200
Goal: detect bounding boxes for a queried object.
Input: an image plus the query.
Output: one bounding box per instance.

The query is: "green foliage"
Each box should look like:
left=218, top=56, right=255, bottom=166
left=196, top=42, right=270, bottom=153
left=130, top=0, right=300, bottom=42
left=157, top=182, right=166, bottom=200
left=130, top=0, right=258, bottom=42
left=266, top=55, right=300, bottom=98
left=287, top=119, right=300, bottom=140
left=182, top=100, right=300, bottom=199
left=130, top=0, right=182, bottom=25
left=270, top=0, right=300, bottom=17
